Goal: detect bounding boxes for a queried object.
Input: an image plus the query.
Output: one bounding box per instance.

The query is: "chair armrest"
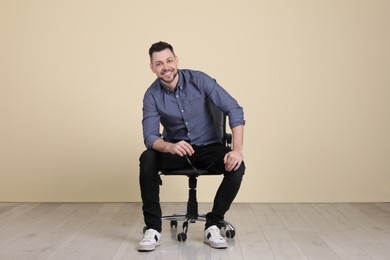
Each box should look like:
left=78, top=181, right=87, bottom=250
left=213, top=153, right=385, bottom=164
left=226, top=133, right=232, bottom=148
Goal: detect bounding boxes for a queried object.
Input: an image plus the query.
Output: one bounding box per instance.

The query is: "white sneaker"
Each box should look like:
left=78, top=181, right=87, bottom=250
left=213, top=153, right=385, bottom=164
left=138, top=229, right=161, bottom=252
left=204, top=225, right=228, bottom=249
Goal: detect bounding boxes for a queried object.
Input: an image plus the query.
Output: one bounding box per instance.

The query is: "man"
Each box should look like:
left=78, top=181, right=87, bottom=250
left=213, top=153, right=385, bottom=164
left=138, top=41, right=245, bottom=252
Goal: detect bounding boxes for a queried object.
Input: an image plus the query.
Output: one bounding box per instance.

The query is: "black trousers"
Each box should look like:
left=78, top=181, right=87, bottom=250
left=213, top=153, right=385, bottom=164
left=139, top=143, right=245, bottom=233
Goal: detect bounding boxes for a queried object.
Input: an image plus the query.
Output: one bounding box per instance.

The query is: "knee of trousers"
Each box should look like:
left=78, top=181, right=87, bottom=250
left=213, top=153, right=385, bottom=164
left=228, top=161, right=245, bottom=181
left=139, top=149, right=160, bottom=176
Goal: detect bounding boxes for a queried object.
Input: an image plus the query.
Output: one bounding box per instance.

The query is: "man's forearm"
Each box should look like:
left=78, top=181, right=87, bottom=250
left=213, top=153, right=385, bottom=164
left=231, top=125, right=244, bottom=152
left=152, top=139, right=172, bottom=153
left=152, top=139, right=194, bottom=157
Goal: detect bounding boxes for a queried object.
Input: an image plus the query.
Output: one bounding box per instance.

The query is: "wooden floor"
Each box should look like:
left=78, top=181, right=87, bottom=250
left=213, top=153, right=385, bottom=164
left=0, top=202, right=389, bottom=259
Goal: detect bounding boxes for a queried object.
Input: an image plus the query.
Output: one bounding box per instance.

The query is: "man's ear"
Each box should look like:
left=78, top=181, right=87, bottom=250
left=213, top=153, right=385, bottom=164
left=149, top=63, right=154, bottom=73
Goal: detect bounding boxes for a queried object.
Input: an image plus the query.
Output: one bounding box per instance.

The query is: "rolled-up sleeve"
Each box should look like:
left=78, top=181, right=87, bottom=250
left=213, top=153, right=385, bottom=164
left=227, top=106, right=245, bottom=129
left=205, top=76, right=245, bottom=129
left=142, top=92, right=161, bottom=149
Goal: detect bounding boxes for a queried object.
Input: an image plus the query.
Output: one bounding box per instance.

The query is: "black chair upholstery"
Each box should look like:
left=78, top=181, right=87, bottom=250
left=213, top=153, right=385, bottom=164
left=160, top=100, right=236, bottom=242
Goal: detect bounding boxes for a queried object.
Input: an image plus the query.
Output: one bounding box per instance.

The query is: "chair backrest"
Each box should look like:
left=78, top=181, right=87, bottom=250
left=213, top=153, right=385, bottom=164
left=207, top=100, right=227, bottom=145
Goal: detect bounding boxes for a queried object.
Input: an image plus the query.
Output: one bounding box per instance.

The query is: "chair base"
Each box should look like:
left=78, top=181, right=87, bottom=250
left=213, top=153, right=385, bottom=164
left=162, top=213, right=236, bottom=241
left=159, top=175, right=236, bottom=241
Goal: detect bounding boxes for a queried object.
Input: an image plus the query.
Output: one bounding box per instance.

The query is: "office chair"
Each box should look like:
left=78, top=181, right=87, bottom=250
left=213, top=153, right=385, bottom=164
left=159, top=100, right=236, bottom=242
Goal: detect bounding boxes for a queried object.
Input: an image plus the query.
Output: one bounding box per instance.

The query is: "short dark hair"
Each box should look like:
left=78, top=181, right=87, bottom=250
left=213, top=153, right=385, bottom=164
left=149, top=41, right=175, bottom=61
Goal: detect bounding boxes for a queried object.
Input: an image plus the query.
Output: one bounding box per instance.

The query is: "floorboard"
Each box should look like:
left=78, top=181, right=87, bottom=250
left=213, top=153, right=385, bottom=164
left=0, top=202, right=388, bottom=259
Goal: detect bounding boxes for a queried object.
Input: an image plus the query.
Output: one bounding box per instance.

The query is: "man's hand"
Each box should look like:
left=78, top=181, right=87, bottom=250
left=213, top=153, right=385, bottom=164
left=168, top=140, right=195, bottom=157
left=224, top=150, right=244, bottom=172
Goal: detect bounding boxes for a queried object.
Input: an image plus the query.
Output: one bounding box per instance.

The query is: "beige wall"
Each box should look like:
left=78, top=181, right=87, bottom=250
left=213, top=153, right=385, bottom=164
left=1, top=0, right=389, bottom=202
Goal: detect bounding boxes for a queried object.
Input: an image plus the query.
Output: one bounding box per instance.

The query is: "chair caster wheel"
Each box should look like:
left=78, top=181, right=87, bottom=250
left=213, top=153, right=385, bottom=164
left=170, top=220, right=178, bottom=228
left=177, top=232, right=187, bottom=241
left=226, top=229, right=235, bottom=238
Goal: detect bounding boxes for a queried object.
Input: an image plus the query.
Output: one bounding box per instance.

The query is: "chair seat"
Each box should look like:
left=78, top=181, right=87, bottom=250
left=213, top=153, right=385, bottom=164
left=160, top=168, right=222, bottom=176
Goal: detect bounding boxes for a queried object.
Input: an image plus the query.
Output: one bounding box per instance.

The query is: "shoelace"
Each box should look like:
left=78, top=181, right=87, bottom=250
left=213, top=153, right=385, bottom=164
left=209, top=227, right=224, bottom=241
left=142, top=230, right=157, bottom=243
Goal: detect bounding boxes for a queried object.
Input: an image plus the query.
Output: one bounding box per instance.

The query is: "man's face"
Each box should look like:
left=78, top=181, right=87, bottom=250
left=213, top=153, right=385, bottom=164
left=150, top=49, right=179, bottom=85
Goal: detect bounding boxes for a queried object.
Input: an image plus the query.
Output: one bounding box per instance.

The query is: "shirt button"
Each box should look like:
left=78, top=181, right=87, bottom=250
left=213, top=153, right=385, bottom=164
left=176, top=95, right=179, bottom=98
left=185, top=122, right=188, bottom=125
left=187, top=132, right=190, bottom=136
left=181, top=110, right=184, bottom=113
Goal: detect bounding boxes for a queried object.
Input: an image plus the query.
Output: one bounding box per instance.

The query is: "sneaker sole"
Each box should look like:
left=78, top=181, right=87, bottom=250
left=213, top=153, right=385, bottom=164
left=204, top=240, right=228, bottom=249
left=137, top=243, right=160, bottom=252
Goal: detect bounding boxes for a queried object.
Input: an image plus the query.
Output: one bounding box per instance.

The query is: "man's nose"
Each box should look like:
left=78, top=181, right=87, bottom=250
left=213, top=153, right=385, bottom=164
left=162, top=63, right=169, bottom=70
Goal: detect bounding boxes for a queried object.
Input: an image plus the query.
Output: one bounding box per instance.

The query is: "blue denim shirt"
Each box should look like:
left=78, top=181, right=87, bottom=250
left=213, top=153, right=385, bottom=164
left=142, top=69, right=245, bottom=149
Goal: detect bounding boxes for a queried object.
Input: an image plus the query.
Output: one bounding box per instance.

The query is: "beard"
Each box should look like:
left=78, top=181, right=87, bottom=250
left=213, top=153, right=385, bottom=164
left=158, top=70, right=178, bottom=85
